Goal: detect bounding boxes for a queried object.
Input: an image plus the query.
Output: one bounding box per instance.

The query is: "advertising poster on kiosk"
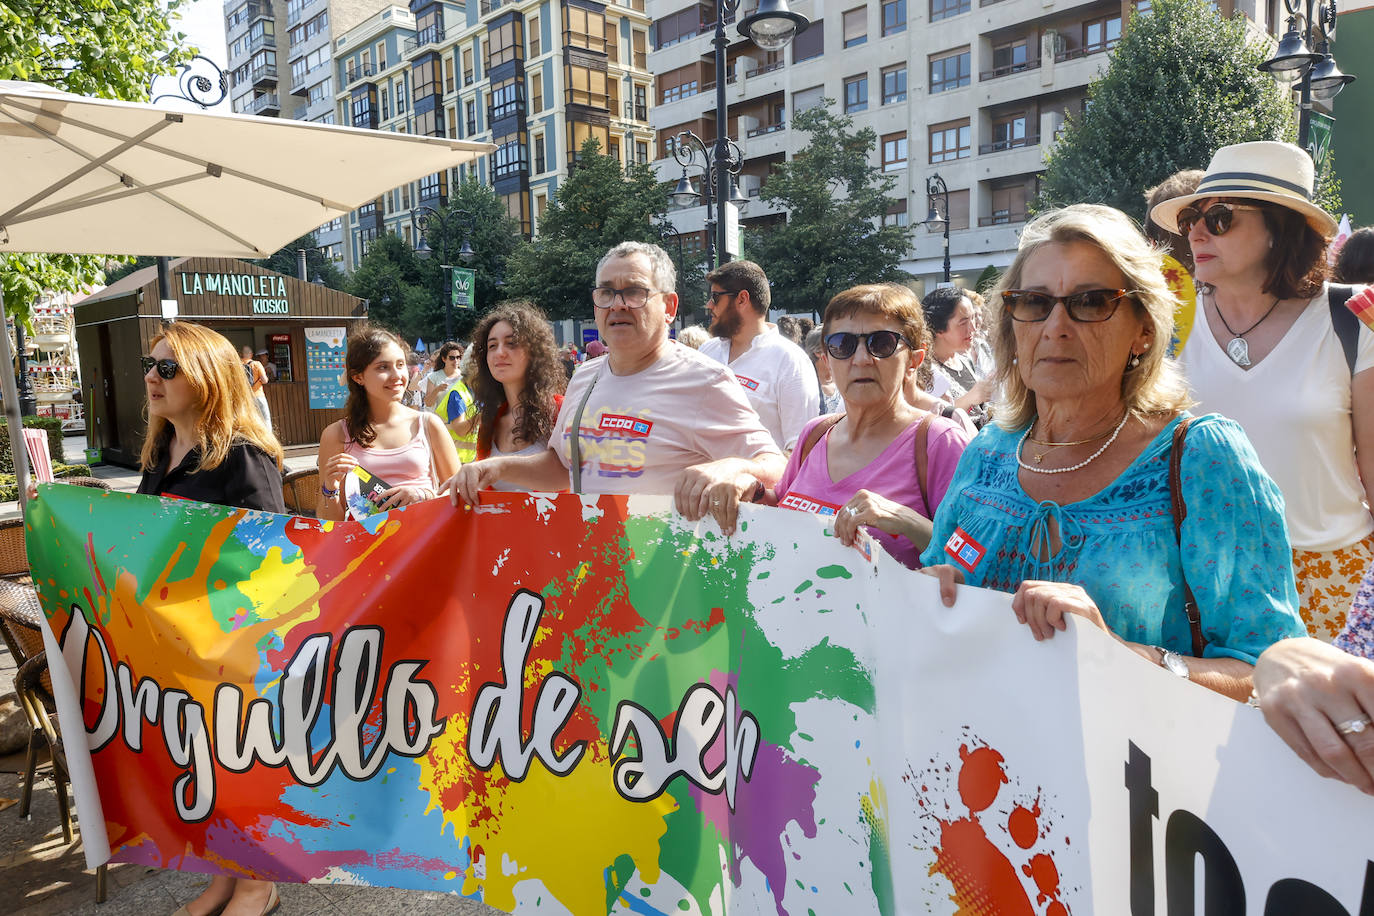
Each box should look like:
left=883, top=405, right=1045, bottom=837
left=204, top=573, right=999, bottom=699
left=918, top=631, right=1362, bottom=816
left=304, top=326, right=347, bottom=409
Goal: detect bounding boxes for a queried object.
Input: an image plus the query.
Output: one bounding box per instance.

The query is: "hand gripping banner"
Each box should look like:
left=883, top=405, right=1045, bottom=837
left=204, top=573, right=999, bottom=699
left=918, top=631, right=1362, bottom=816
left=24, top=485, right=1374, bottom=914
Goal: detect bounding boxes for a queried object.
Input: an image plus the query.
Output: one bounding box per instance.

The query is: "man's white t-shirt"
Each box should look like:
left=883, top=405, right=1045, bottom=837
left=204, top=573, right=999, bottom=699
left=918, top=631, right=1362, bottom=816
left=552, top=341, right=779, bottom=495
left=1178, top=285, right=1374, bottom=552
left=698, top=328, right=821, bottom=451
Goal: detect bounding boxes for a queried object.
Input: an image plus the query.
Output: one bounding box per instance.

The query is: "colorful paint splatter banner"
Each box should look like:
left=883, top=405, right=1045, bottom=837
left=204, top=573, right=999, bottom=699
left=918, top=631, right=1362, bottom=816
left=25, top=486, right=1374, bottom=914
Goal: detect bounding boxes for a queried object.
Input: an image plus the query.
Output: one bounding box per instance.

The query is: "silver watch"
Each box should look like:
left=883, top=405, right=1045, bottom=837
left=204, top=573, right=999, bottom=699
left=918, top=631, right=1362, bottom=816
left=1156, top=647, right=1190, bottom=679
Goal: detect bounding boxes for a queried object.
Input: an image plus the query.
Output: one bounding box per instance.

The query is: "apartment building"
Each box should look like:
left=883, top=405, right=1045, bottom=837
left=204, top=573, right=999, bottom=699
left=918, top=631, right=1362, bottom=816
left=224, top=0, right=392, bottom=267
left=333, top=0, right=656, bottom=272
left=649, top=0, right=1283, bottom=291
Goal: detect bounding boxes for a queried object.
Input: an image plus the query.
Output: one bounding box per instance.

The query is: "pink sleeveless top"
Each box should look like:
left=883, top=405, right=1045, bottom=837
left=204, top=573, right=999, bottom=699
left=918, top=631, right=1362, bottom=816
left=342, top=416, right=434, bottom=488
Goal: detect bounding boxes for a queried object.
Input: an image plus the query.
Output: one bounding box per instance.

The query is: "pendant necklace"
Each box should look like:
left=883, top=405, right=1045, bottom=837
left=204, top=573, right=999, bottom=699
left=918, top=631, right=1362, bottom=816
left=1025, top=426, right=1115, bottom=464
left=1212, top=294, right=1281, bottom=368
left=1017, top=412, right=1129, bottom=475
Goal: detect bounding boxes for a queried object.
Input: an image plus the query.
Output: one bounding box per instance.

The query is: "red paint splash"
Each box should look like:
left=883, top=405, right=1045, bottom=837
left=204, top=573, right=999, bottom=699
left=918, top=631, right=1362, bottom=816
left=926, top=741, right=1071, bottom=916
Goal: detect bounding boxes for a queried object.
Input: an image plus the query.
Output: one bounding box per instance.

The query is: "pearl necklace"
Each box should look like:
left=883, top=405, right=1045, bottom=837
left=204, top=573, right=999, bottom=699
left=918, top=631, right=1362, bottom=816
left=1016, top=412, right=1129, bottom=475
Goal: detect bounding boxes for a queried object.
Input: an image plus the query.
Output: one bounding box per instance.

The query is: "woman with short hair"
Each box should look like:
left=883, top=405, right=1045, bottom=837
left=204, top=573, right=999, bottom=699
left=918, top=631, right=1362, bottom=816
left=923, top=203, right=1306, bottom=700
left=1151, top=141, right=1374, bottom=640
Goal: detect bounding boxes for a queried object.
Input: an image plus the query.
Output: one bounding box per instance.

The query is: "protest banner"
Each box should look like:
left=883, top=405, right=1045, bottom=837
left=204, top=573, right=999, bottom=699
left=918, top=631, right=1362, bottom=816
left=25, top=485, right=1374, bottom=914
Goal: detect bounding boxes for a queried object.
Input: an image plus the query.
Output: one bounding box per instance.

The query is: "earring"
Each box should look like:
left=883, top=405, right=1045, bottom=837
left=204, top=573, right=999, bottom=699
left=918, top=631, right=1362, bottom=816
left=1012, top=357, right=1019, bottom=365
left=1142, top=342, right=1151, bottom=351
left=1126, top=352, right=1142, bottom=370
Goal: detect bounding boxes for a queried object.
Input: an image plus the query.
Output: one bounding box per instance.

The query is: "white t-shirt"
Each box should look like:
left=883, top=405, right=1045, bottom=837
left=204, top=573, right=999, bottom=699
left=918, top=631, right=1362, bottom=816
left=552, top=341, right=779, bottom=495
left=699, top=328, right=821, bottom=451
left=1178, top=284, right=1374, bottom=551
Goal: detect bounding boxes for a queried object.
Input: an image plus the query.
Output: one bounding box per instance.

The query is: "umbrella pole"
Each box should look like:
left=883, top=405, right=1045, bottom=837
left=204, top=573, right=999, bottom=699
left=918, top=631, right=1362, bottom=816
left=0, top=303, right=30, bottom=512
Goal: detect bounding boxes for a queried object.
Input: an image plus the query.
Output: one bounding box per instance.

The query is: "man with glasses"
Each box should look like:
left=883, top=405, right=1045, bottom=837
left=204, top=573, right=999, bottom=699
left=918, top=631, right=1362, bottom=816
left=449, top=242, right=783, bottom=534
left=698, top=260, right=820, bottom=453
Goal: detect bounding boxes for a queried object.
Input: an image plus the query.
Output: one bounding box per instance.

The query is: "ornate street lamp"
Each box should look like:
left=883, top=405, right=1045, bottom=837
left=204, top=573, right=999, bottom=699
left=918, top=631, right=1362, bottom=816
left=923, top=174, right=952, bottom=285
left=1259, top=0, right=1355, bottom=153
left=414, top=206, right=476, bottom=340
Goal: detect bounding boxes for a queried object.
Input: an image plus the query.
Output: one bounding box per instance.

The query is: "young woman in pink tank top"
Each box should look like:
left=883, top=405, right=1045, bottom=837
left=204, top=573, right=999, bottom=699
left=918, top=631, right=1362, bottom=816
left=316, top=325, right=460, bottom=519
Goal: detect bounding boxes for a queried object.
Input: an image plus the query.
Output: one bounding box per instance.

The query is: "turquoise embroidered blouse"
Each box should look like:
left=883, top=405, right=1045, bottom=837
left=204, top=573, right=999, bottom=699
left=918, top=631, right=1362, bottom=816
left=919, top=413, right=1305, bottom=663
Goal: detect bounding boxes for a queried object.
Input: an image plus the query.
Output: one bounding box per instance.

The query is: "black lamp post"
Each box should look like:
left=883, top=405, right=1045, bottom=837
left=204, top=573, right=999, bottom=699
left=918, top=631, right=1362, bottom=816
left=414, top=206, right=476, bottom=341
left=1259, top=0, right=1355, bottom=154
left=669, top=0, right=808, bottom=267
left=923, top=174, right=952, bottom=285
left=13, top=321, right=36, bottom=417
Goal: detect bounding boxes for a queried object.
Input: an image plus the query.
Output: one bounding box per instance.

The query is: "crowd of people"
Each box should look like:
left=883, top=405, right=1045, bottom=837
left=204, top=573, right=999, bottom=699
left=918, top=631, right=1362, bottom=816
left=101, top=139, right=1374, bottom=914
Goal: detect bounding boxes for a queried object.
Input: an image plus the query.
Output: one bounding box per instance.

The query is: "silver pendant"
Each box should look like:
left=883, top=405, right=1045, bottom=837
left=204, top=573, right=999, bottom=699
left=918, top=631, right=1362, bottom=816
left=1226, top=337, right=1252, bottom=367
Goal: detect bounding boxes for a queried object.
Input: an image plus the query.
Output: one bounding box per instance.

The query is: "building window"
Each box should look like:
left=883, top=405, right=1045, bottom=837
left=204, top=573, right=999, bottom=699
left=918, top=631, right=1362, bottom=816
left=930, top=119, right=971, bottom=163
left=307, top=78, right=331, bottom=105
left=530, top=72, right=543, bottom=112
left=489, top=78, right=524, bottom=120
left=633, top=30, right=647, bottom=69
left=634, top=84, right=647, bottom=120
left=844, top=74, right=868, bottom=113
left=564, top=5, right=607, bottom=53
left=444, top=55, right=455, bottom=93
left=534, top=132, right=546, bottom=172
left=842, top=7, right=867, bottom=48
left=380, top=86, right=390, bottom=119
left=610, top=138, right=621, bottom=161
left=487, top=18, right=524, bottom=70
left=792, top=23, right=823, bottom=62
left=881, top=64, right=906, bottom=104
left=882, top=131, right=907, bottom=171
left=636, top=141, right=648, bottom=164
left=793, top=84, right=824, bottom=112
left=653, top=6, right=702, bottom=49
left=930, top=49, right=970, bottom=93
left=1085, top=15, right=1122, bottom=51
left=930, top=0, right=969, bottom=21
left=529, top=14, right=541, bottom=56
left=990, top=113, right=1029, bottom=151
left=883, top=199, right=908, bottom=227
left=990, top=183, right=1029, bottom=224
left=566, top=64, right=608, bottom=108
left=931, top=188, right=970, bottom=230
left=493, top=137, right=529, bottom=179
left=395, top=80, right=407, bottom=112
left=465, top=99, right=477, bottom=135
left=463, top=47, right=474, bottom=85
left=412, top=55, right=441, bottom=102
left=992, top=38, right=1031, bottom=74
left=659, top=64, right=700, bottom=104
left=882, top=0, right=906, bottom=36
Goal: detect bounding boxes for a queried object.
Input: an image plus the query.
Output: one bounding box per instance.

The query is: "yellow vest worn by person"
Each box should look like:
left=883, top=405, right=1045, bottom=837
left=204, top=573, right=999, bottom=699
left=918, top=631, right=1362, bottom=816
left=435, top=379, right=478, bottom=461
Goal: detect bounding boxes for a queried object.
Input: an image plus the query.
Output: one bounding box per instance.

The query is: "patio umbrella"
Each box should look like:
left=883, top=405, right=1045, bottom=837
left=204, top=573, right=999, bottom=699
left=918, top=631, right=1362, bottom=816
left=0, top=79, right=493, bottom=498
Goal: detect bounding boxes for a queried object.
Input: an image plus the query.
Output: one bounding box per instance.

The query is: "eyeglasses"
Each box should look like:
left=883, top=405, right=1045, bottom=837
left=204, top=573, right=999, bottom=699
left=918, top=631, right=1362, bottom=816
left=444, top=354, right=461, bottom=362
left=140, top=356, right=180, bottom=379
left=707, top=290, right=738, bottom=305
left=1002, top=289, right=1132, bottom=323
left=823, top=330, right=911, bottom=360
left=1175, top=202, right=1262, bottom=237
left=591, top=285, right=662, bottom=309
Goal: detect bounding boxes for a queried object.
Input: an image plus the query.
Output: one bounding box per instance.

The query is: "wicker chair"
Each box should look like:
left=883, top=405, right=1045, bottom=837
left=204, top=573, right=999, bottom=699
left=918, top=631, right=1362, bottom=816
left=16, top=652, right=108, bottom=902
left=281, top=467, right=320, bottom=517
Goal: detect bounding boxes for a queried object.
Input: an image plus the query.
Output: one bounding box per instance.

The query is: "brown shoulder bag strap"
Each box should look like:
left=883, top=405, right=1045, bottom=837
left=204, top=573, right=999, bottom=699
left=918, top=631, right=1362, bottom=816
left=1169, top=417, right=1207, bottom=657
left=797, top=414, right=845, bottom=467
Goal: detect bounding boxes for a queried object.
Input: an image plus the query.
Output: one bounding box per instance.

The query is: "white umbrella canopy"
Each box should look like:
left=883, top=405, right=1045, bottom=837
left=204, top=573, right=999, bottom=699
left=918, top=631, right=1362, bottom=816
left=0, top=80, right=494, bottom=257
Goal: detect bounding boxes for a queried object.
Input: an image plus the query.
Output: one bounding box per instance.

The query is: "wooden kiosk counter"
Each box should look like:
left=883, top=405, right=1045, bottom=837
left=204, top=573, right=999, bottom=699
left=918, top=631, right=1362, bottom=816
left=77, top=257, right=367, bottom=468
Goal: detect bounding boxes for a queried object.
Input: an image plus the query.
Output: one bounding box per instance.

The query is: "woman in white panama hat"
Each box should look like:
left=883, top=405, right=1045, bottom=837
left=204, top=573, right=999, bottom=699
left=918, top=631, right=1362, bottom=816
left=1151, top=140, right=1374, bottom=641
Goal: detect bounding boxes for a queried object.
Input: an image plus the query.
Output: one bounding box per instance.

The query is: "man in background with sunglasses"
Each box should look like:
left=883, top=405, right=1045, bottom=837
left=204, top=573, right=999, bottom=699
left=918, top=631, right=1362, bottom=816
left=698, top=260, right=820, bottom=453
left=449, top=241, right=784, bottom=535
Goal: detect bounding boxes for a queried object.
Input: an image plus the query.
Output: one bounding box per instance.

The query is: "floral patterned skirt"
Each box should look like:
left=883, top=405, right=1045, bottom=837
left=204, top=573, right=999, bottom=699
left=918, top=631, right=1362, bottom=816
left=1293, top=531, right=1374, bottom=641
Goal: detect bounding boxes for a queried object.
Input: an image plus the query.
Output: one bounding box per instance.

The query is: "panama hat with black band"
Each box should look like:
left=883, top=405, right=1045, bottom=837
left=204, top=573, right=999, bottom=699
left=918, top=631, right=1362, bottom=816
left=1150, top=140, right=1337, bottom=238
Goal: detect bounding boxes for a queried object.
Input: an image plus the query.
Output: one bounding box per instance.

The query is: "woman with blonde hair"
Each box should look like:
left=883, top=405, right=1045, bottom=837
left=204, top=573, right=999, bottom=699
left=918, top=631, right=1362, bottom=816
left=134, top=321, right=283, bottom=915
left=317, top=325, right=460, bottom=519
left=137, top=322, right=284, bottom=512
left=922, top=203, right=1306, bottom=700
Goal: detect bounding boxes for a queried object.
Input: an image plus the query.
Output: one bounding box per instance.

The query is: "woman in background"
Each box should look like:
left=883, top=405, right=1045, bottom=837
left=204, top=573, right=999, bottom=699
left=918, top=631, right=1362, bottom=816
left=135, top=322, right=283, bottom=916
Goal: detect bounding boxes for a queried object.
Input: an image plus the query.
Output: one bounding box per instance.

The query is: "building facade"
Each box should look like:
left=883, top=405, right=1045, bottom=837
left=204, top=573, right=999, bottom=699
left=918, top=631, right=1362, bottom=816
left=650, top=0, right=1285, bottom=292
left=332, top=0, right=656, bottom=271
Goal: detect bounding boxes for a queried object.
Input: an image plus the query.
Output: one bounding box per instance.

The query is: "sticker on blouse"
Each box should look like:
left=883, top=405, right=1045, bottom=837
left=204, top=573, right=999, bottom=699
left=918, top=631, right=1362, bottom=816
left=735, top=374, right=761, bottom=391
left=778, top=492, right=844, bottom=516
left=945, top=526, right=986, bottom=574
left=599, top=413, right=654, bottom=438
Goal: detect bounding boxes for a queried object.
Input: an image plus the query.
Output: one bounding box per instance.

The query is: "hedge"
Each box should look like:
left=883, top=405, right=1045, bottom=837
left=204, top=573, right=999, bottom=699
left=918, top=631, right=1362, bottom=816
left=0, top=463, right=93, bottom=502
left=0, top=416, right=66, bottom=472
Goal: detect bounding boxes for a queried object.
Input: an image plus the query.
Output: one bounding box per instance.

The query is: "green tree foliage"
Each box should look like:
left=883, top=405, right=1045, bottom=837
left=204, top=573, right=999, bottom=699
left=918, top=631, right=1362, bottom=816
left=250, top=234, right=346, bottom=289
left=745, top=105, right=911, bottom=315
left=0, top=0, right=190, bottom=319
left=347, top=234, right=425, bottom=338
left=505, top=138, right=672, bottom=320
left=656, top=225, right=709, bottom=326
left=1038, top=0, right=1294, bottom=221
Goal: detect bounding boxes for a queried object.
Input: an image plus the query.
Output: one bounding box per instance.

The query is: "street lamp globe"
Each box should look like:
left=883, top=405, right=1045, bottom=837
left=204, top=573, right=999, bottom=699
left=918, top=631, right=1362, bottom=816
left=728, top=177, right=749, bottom=214
left=671, top=171, right=701, bottom=208
left=1259, top=21, right=1321, bottom=84
left=1310, top=51, right=1356, bottom=100
left=458, top=238, right=476, bottom=263
left=738, top=0, right=809, bottom=51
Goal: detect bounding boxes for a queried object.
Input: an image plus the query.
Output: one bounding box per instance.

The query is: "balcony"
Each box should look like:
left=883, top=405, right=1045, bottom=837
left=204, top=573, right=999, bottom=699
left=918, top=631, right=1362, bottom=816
left=346, top=62, right=377, bottom=84
left=978, top=211, right=1029, bottom=227
left=247, top=34, right=276, bottom=55
left=404, top=24, right=446, bottom=54
left=227, top=1, right=270, bottom=35
left=480, top=0, right=504, bottom=13
left=979, top=59, right=1040, bottom=81
left=251, top=63, right=278, bottom=89
left=743, top=61, right=783, bottom=79
left=979, top=133, right=1040, bottom=155
left=1056, top=42, right=1117, bottom=63
left=290, top=70, right=311, bottom=96
left=745, top=121, right=784, bottom=138
left=244, top=93, right=280, bottom=115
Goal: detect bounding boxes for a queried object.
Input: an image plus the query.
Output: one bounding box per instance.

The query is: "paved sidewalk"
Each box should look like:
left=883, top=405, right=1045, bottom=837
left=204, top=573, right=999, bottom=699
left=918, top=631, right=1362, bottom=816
left=0, top=437, right=501, bottom=914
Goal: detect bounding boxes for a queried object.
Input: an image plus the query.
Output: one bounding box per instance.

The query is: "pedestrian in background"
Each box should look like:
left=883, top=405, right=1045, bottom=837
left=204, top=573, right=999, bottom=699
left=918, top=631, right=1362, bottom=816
left=1335, top=227, right=1374, bottom=285
left=239, top=344, right=271, bottom=427
left=1143, top=168, right=1205, bottom=357
left=423, top=341, right=463, bottom=408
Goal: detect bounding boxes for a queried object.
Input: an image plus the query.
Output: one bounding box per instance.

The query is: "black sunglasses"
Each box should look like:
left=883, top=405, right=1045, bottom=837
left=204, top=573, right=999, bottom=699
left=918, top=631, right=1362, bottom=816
left=140, top=356, right=180, bottom=379
left=1002, top=289, right=1132, bottom=323
left=1175, top=202, right=1262, bottom=237
left=707, top=290, right=738, bottom=305
left=824, top=330, right=911, bottom=360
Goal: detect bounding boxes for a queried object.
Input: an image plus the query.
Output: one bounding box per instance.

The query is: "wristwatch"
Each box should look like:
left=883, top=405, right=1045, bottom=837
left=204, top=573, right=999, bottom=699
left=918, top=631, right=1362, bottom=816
left=1155, top=646, right=1190, bottom=679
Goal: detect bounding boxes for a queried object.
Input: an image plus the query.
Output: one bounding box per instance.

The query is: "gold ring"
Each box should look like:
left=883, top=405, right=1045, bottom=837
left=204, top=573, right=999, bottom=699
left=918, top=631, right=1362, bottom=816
left=1338, top=716, right=1372, bottom=736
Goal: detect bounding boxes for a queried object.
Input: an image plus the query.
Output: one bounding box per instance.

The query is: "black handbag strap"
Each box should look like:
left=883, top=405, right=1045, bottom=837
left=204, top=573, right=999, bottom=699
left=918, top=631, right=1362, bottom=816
left=1168, top=417, right=1207, bottom=657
